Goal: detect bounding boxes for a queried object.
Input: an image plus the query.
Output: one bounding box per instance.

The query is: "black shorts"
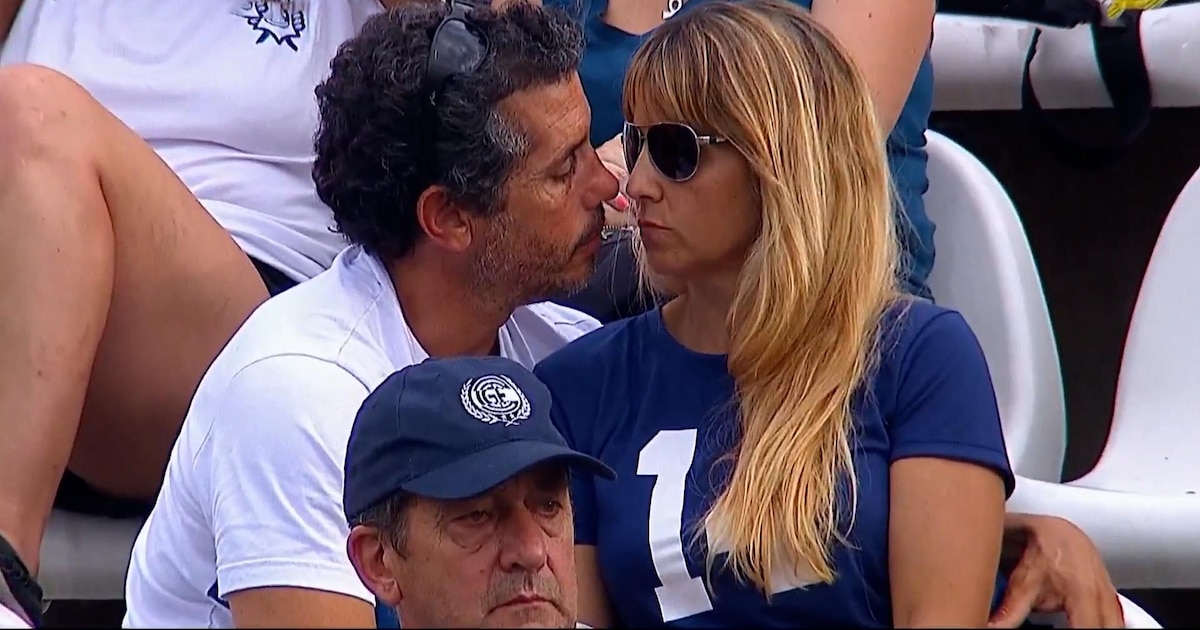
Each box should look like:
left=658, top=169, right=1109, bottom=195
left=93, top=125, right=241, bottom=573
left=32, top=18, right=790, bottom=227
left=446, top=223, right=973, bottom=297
left=52, top=256, right=300, bottom=519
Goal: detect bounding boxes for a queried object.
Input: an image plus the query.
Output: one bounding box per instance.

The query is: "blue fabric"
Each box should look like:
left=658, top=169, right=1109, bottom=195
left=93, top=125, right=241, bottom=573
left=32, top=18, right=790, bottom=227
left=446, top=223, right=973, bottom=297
left=376, top=605, right=400, bottom=628
left=547, top=0, right=936, bottom=296
left=534, top=301, right=1014, bottom=626
left=343, top=356, right=614, bottom=520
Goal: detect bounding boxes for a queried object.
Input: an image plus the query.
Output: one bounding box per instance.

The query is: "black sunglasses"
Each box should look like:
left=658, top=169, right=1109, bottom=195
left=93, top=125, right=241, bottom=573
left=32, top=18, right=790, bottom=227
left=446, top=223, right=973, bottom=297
left=425, top=0, right=487, bottom=104
left=622, top=121, right=729, bottom=182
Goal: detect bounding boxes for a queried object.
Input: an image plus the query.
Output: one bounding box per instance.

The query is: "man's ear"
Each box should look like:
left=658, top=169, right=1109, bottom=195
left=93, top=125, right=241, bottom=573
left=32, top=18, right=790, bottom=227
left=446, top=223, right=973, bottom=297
left=346, top=525, right=404, bottom=608
left=415, top=185, right=475, bottom=254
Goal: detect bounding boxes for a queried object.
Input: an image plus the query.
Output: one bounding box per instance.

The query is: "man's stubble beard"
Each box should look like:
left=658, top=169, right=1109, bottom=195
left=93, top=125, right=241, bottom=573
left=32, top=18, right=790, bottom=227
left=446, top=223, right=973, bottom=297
left=470, top=214, right=598, bottom=309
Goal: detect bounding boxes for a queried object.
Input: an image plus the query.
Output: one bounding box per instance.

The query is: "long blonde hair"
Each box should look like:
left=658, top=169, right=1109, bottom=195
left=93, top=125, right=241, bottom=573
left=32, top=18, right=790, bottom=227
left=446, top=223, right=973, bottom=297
left=623, top=0, right=902, bottom=595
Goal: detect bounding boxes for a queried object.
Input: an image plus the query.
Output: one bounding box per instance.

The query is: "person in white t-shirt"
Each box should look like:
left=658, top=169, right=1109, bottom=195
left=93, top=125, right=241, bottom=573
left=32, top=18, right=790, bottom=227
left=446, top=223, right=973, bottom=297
left=0, top=583, right=30, bottom=630
left=0, top=607, right=29, bottom=630
left=121, top=2, right=614, bottom=627
left=0, top=0, right=396, bottom=623
left=0, top=0, right=577, bottom=624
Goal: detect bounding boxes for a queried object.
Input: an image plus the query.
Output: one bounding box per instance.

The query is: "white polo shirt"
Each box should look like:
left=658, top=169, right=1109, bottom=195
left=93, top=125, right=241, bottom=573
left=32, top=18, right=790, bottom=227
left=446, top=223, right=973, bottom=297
left=1, top=0, right=384, bottom=281
left=122, top=247, right=600, bottom=628
left=0, top=607, right=29, bottom=630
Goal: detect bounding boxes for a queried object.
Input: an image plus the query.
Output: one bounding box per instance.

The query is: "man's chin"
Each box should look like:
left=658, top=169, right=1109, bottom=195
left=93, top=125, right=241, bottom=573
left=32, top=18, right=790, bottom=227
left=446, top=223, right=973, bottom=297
left=524, top=258, right=598, bottom=305
left=556, top=269, right=595, bottom=298
left=482, top=603, right=568, bottom=629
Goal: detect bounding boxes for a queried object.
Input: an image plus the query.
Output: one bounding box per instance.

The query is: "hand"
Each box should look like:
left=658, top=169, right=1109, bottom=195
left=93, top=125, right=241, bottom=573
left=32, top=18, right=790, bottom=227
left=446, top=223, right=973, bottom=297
left=596, top=134, right=631, bottom=226
left=597, top=133, right=626, bottom=173
left=989, top=514, right=1124, bottom=628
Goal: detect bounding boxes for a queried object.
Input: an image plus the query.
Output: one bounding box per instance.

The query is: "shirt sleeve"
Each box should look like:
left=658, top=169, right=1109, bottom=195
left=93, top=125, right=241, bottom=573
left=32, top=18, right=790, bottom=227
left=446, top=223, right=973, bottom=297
left=205, top=355, right=374, bottom=602
left=0, top=606, right=30, bottom=629
left=534, top=358, right=601, bottom=546
left=888, top=311, right=1017, bottom=496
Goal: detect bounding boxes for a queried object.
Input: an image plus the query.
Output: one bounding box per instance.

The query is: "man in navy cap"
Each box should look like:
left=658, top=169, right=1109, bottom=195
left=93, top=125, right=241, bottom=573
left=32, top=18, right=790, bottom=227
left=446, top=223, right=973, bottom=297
left=342, top=356, right=614, bottom=629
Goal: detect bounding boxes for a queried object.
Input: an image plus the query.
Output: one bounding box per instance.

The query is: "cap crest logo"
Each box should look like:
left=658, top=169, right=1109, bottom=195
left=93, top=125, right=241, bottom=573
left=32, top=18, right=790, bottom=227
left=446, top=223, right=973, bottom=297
left=460, top=374, right=531, bottom=426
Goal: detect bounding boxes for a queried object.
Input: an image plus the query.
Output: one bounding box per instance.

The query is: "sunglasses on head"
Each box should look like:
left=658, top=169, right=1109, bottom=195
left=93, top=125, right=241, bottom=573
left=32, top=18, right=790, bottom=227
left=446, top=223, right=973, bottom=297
left=425, top=0, right=487, bottom=105
left=622, top=121, right=729, bottom=182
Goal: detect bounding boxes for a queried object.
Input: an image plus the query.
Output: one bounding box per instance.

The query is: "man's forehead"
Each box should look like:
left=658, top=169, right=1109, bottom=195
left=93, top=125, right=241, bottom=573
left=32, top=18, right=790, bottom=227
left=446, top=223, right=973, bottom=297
left=490, top=462, right=571, bottom=496
left=499, top=77, right=590, bottom=159
left=435, top=462, right=571, bottom=507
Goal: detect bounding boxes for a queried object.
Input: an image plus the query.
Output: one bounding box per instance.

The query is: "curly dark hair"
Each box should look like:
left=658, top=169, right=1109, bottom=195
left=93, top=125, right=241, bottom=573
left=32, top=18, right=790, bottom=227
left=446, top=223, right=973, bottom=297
left=312, top=1, right=585, bottom=260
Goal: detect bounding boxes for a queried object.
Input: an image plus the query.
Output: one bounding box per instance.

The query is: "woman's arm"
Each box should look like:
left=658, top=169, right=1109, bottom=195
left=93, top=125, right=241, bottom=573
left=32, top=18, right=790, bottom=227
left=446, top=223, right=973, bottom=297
left=809, top=0, right=936, bottom=132
left=883, top=312, right=1014, bottom=627
left=575, top=545, right=616, bottom=628
left=889, top=457, right=1008, bottom=627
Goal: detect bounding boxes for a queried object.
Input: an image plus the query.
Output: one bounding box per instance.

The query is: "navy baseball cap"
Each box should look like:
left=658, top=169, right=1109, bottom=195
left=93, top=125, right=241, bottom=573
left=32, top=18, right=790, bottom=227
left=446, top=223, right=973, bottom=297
left=343, top=356, right=616, bottom=520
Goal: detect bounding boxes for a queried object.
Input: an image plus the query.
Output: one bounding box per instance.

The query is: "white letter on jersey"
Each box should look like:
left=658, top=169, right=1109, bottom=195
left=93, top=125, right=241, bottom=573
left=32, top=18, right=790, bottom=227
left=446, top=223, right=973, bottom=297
left=638, top=429, right=714, bottom=621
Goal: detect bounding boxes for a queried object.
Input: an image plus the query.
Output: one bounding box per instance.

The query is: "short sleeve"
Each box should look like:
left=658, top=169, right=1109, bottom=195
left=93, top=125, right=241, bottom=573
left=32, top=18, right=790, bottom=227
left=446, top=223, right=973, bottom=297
left=534, top=357, right=600, bottom=546
left=888, top=312, right=1016, bottom=496
left=206, top=355, right=374, bottom=602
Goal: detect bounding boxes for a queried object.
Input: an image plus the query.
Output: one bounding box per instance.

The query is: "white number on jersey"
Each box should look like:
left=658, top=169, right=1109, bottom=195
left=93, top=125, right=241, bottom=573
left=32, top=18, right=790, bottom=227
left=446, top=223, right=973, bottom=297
left=638, top=430, right=714, bottom=621
left=637, top=429, right=818, bottom=623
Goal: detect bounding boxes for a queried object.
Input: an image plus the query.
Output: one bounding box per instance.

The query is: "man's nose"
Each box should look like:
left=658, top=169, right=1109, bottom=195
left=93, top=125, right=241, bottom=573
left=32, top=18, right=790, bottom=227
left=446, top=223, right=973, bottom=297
left=497, top=508, right=549, bottom=573
left=596, top=168, right=620, bottom=208
left=589, top=150, right=621, bottom=206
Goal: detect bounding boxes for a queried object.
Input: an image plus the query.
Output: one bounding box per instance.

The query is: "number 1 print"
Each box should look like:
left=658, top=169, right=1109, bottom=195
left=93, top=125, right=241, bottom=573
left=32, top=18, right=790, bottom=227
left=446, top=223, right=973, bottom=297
left=638, top=429, right=714, bottom=621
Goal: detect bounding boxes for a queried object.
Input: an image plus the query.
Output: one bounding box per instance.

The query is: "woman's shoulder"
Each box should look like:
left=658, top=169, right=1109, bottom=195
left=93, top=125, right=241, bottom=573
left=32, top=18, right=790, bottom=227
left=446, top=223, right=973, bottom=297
left=883, top=297, right=971, bottom=337
left=535, top=311, right=655, bottom=379
left=877, top=299, right=982, bottom=369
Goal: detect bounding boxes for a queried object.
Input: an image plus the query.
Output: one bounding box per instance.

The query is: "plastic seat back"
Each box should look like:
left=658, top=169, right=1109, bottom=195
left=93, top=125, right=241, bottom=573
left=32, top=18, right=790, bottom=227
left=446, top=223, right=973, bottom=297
left=1092, top=167, right=1200, bottom=494
left=923, top=130, right=1066, bottom=482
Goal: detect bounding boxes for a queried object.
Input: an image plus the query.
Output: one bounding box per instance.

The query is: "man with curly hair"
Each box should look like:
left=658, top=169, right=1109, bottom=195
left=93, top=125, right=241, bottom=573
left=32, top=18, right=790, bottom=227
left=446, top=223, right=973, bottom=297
left=121, top=2, right=615, bottom=627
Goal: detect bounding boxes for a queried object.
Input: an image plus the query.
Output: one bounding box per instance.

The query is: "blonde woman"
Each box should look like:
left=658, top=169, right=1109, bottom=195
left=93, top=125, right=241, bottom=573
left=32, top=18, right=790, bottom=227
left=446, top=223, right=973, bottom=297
left=534, top=1, right=1012, bottom=626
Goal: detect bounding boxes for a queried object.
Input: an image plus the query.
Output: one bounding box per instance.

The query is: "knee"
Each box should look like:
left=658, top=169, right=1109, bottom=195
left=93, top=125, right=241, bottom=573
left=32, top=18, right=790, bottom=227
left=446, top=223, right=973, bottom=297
left=0, top=64, right=98, bottom=161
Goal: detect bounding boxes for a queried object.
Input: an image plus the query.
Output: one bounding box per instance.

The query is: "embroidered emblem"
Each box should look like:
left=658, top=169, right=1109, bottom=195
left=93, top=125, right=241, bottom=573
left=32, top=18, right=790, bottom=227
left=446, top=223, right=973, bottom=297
left=460, top=375, right=532, bottom=427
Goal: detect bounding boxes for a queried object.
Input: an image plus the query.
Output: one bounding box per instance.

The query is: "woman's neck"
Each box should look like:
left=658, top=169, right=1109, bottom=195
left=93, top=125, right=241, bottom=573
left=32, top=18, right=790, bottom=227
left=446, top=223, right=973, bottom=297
left=601, top=0, right=684, bottom=36
left=661, top=271, right=740, bottom=356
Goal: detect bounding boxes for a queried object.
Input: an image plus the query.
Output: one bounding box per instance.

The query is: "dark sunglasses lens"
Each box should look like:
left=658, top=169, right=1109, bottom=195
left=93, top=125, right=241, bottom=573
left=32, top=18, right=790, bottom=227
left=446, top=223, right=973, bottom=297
left=428, top=20, right=484, bottom=89
left=646, top=123, right=700, bottom=181
left=622, top=123, right=642, bottom=172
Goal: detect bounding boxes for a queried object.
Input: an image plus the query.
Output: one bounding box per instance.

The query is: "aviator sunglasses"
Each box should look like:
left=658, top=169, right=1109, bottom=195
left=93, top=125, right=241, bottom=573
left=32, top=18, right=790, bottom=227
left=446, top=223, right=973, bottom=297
left=622, top=121, right=729, bottom=182
left=426, top=0, right=487, bottom=105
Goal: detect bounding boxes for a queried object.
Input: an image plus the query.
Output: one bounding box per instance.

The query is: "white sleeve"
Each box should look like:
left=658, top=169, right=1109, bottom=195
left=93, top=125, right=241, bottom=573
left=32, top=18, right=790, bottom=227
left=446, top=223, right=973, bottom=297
left=205, top=355, right=374, bottom=603
left=0, top=606, right=30, bottom=629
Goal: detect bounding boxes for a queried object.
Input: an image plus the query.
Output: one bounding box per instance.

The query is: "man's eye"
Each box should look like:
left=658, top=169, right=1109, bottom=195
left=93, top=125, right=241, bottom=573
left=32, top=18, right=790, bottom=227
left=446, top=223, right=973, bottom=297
left=461, top=510, right=491, bottom=524
left=557, top=155, right=577, bottom=178
left=538, top=500, right=564, bottom=516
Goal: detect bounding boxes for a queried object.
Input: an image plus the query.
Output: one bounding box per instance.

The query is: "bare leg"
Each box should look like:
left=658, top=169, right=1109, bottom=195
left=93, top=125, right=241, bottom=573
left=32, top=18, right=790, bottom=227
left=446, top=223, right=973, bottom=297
left=0, top=65, right=272, bottom=574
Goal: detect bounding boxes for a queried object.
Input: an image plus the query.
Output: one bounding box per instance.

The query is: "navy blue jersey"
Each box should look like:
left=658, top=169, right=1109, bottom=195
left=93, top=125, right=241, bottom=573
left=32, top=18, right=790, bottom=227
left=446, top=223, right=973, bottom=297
left=534, top=301, right=1014, bottom=627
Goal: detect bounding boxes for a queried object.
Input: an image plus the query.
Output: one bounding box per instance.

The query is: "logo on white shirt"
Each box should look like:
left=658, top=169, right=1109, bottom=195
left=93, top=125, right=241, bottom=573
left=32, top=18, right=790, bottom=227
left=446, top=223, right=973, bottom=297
left=461, top=375, right=531, bottom=427
left=234, top=1, right=308, bottom=51
left=663, top=0, right=686, bottom=20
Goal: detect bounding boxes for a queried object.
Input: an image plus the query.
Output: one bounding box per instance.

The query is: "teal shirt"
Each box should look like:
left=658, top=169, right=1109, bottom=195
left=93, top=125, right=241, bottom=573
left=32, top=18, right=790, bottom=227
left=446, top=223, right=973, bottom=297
left=551, top=0, right=936, bottom=296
